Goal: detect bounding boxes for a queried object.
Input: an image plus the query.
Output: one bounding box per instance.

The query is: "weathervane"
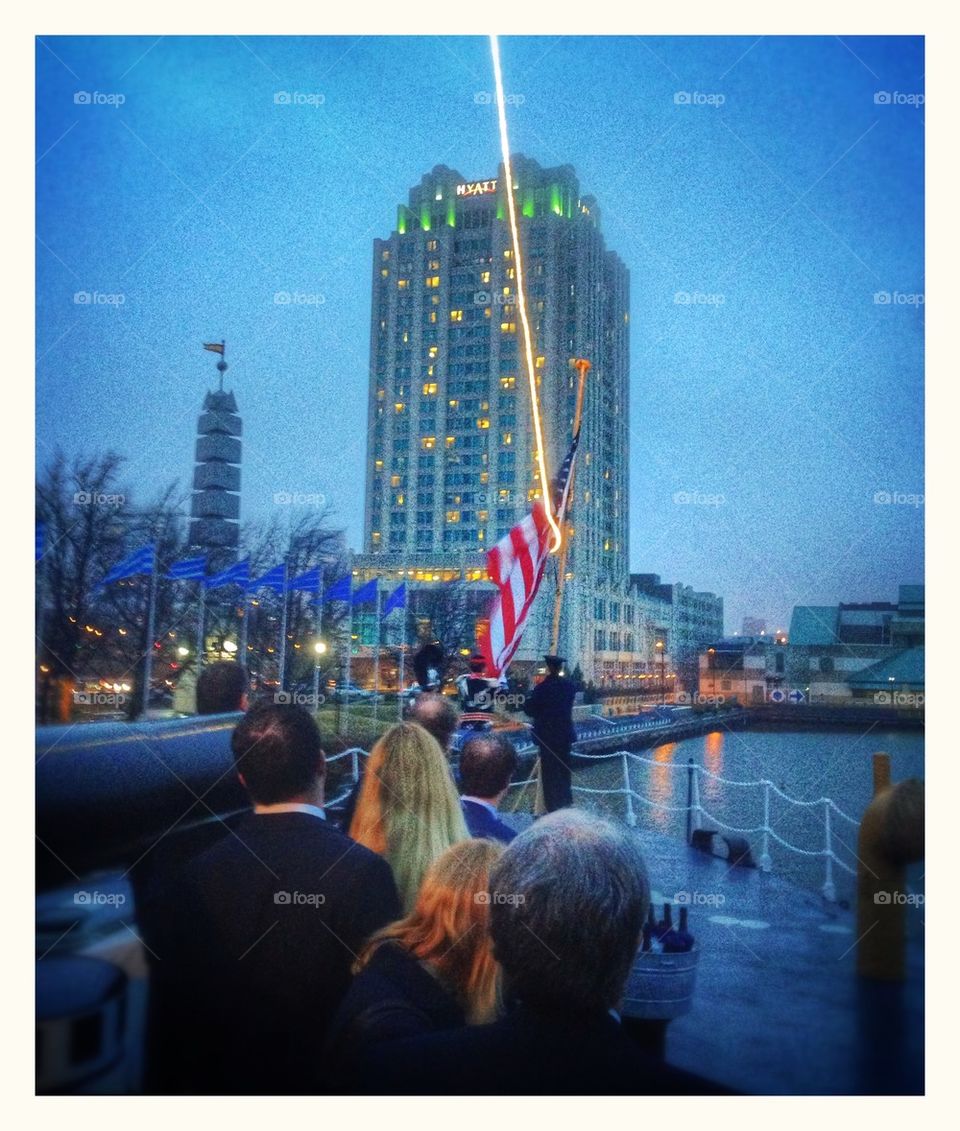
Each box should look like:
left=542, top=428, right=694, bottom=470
left=202, top=340, right=228, bottom=391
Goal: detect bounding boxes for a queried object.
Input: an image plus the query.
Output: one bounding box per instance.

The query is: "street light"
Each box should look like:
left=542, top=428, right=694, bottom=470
left=656, top=640, right=665, bottom=704
left=222, top=639, right=238, bottom=655
left=176, top=646, right=189, bottom=658
left=313, top=639, right=328, bottom=712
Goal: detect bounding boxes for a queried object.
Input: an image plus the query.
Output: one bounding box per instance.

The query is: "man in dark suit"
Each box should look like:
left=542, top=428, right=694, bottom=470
left=458, top=733, right=519, bottom=844
left=152, top=704, right=401, bottom=1094
left=359, top=811, right=730, bottom=1095
left=523, top=654, right=577, bottom=811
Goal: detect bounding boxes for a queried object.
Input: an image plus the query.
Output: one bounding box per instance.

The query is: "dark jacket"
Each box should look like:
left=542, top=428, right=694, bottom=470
left=150, top=811, right=400, bottom=1094
left=326, top=941, right=465, bottom=1091
left=359, top=1002, right=732, bottom=1095
left=523, top=674, right=577, bottom=753
left=461, top=798, right=517, bottom=844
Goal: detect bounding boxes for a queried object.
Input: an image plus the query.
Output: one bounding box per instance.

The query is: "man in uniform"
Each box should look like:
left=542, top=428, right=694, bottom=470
left=456, top=653, right=500, bottom=731
left=523, top=655, right=577, bottom=812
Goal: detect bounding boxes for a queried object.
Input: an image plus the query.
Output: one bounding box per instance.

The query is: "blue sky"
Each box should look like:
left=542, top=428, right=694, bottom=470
left=36, top=35, right=924, bottom=631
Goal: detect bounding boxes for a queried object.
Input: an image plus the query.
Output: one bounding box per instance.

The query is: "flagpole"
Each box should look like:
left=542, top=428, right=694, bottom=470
left=397, top=585, right=407, bottom=721
left=342, top=593, right=353, bottom=737
left=196, top=580, right=205, bottom=675
left=278, top=563, right=288, bottom=691
left=142, top=554, right=158, bottom=719
left=372, top=581, right=381, bottom=724
left=550, top=358, right=590, bottom=655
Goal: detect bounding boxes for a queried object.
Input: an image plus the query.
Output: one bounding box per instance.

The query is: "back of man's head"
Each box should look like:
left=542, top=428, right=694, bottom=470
left=196, top=661, right=248, bottom=715
left=409, top=692, right=460, bottom=752
left=459, top=733, right=518, bottom=800
left=231, top=703, right=324, bottom=805
left=489, top=810, right=649, bottom=1014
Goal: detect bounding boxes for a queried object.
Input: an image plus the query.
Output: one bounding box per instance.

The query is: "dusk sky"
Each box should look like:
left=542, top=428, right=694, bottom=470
left=35, top=35, right=924, bottom=632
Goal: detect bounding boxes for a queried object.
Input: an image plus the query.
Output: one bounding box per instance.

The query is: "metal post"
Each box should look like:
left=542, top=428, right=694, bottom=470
left=238, top=587, right=249, bottom=666
left=685, top=758, right=694, bottom=844
left=351, top=747, right=359, bottom=783
left=341, top=598, right=353, bottom=736
left=691, top=762, right=702, bottom=834
left=622, top=753, right=636, bottom=827
left=822, top=799, right=837, bottom=902
left=196, top=581, right=205, bottom=675
left=759, top=782, right=772, bottom=872
left=312, top=656, right=321, bottom=714
left=372, top=582, right=381, bottom=724
left=141, top=554, right=158, bottom=719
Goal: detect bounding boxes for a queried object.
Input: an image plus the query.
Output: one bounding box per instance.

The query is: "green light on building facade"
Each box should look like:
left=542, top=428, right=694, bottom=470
left=397, top=206, right=406, bottom=236
left=446, top=198, right=456, bottom=227
left=420, top=203, right=432, bottom=231
left=550, top=184, right=562, bottom=215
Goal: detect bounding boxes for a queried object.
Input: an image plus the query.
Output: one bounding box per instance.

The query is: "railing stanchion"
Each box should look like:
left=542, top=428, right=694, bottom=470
left=351, top=748, right=359, bottom=784
left=759, top=782, right=772, bottom=872
left=685, top=758, right=694, bottom=844
left=622, top=753, right=637, bottom=827
left=691, top=761, right=702, bottom=836
left=822, top=800, right=837, bottom=902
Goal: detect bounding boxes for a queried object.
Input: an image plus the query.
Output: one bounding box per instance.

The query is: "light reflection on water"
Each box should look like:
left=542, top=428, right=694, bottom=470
left=577, top=726, right=924, bottom=901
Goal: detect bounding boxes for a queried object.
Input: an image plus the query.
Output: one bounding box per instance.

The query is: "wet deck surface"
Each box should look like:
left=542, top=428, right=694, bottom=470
left=506, top=811, right=923, bottom=1095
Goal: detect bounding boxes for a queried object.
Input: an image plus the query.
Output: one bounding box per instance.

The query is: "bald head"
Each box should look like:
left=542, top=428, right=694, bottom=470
left=408, top=692, right=460, bottom=753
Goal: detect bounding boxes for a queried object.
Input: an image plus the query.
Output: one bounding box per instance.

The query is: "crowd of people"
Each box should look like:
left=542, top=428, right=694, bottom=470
left=141, top=662, right=728, bottom=1096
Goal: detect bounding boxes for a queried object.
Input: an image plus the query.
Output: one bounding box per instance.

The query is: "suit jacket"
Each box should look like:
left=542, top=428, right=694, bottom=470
left=523, top=675, right=577, bottom=753
left=151, top=811, right=400, bottom=1094
left=461, top=798, right=517, bottom=844
left=325, top=941, right=465, bottom=1091
left=358, top=1002, right=732, bottom=1095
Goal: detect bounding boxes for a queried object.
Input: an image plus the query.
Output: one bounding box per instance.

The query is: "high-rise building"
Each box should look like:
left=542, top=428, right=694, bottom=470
left=190, top=388, right=242, bottom=573
left=361, top=157, right=627, bottom=663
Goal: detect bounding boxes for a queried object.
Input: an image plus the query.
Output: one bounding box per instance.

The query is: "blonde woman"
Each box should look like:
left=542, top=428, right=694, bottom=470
left=348, top=721, right=469, bottom=911
left=325, top=839, right=503, bottom=1081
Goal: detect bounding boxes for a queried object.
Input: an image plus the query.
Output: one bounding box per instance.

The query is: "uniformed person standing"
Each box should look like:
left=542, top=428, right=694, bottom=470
left=523, top=655, right=577, bottom=811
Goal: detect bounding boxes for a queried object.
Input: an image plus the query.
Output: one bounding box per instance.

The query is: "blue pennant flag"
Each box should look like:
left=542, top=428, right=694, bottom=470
left=205, top=560, right=250, bottom=589
left=166, top=555, right=207, bottom=581
left=352, top=579, right=378, bottom=606
left=323, top=574, right=352, bottom=603
left=250, top=563, right=286, bottom=593
left=36, top=523, right=45, bottom=563
left=101, top=544, right=155, bottom=586
left=383, top=582, right=406, bottom=617
left=289, top=566, right=322, bottom=591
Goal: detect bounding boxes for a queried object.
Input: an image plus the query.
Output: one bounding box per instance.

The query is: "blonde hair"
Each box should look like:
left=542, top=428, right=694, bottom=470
left=349, top=722, right=469, bottom=911
left=356, top=838, right=503, bottom=1024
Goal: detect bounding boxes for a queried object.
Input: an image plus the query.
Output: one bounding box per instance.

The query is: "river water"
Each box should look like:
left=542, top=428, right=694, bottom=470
left=571, top=725, right=924, bottom=903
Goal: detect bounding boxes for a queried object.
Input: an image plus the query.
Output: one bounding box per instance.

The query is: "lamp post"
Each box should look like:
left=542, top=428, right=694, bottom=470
left=313, top=640, right=327, bottom=713
left=656, top=640, right=665, bottom=705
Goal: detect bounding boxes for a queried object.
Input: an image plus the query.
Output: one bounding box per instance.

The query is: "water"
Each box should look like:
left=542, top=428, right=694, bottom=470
left=575, top=726, right=924, bottom=902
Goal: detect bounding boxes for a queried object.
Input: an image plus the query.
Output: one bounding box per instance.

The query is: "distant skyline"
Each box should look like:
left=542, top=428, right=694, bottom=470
left=36, top=35, right=924, bottom=632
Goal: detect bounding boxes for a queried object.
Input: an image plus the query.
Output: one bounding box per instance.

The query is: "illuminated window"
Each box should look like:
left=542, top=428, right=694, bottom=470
left=500, top=376, right=516, bottom=389
left=374, top=459, right=384, bottom=470
left=428, top=259, right=440, bottom=270
left=502, top=286, right=511, bottom=297
left=377, top=388, right=385, bottom=400
left=390, top=474, right=401, bottom=487
left=380, top=268, right=388, bottom=278
left=480, top=270, right=490, bottom=283
left=397, top=279, right=408, bottom=289
left=381, top=249, right=390, bottom=260
left=428, top=345, right=438, bottom=358
left=427, top=364, right=434, bottom=376
left=502, top=432, right=513, bottom=445
left=450, top=309, right=463, bottom=322
left=504, top=249, right=513, bottom=259
left=427, top=239, right=438, bottom=251
left=477, top=418, right=490, bottom=429
left=478, top=510, right=488, bottom=522
left=500, top=322, right=516, bottom=334
left=448, top=398, right=459, bottom=408
left=396, top=493, right=405, bottom=505
left=429, top=311, right=437, bottom=323
left=394, top=402, right=405, bottom=413
left=479, top=471, right=489, bottom=484
left=535, top=355, right=546, bottom=369
left=422, top=382, right=438, bottom=395
left=528, top=488, right=542, bottom=500
left=421, top=436, right=436, bottom=450
left=425, top=276, right=440, bottom=288
left=402, top=331, right=409, bottom=343
left=446, top=510, right=460, bottom=523
left=498, top=488, right=511, bottom=501
left=372, top=531, right=381, bottom=543
left=445, top=436, right=456, bottom=448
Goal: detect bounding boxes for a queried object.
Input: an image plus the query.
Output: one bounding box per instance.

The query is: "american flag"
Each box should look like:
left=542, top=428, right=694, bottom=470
left=481, top=429, right=581, bottom=676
